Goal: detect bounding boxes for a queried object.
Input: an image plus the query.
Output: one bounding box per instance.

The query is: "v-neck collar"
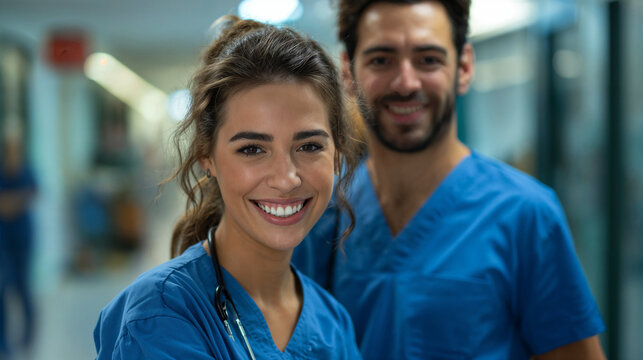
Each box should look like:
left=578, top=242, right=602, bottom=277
left=346, top=152, right=477, bottom=270
left=361, top=151, right=474, bottom=241
left=200, top=244, right=310, bottom=357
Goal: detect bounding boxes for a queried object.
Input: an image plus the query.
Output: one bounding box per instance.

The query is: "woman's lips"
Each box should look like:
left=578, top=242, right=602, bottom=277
left=252, top=198, right=311, bottom=226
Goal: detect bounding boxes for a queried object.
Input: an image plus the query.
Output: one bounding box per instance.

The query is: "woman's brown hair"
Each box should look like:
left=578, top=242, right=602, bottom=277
left=165, top=16, right=361, bottom=257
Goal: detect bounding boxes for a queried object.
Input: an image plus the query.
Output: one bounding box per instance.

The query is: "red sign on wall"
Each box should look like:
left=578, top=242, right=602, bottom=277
left=46, top=30, right=88, bottom=70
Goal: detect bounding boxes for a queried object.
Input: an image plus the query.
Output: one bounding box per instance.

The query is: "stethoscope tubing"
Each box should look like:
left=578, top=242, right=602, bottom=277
left=207, top=227, right=257, bottom=360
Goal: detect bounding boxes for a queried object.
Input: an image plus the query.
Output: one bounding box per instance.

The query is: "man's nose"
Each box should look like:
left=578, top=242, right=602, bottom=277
left=390, top=59, right=422, bottom=96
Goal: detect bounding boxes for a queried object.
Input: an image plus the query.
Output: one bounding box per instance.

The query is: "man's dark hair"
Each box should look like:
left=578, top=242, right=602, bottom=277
left=338, top=0, right=471, bottom=61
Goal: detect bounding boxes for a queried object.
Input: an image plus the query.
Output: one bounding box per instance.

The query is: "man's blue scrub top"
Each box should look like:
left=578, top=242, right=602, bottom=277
left=294, top=151, right=605, bottom=359
left=95, top=242, right=361, bottom=359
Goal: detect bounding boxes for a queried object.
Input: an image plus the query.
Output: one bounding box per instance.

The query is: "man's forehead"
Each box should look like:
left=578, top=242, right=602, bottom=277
left=355, top=2, right=452, bottom=52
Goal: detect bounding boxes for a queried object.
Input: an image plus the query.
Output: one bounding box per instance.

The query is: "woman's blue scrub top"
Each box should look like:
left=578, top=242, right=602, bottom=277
left=94, top=242, right=361, bottom=359
left=294, top=151, right=605, bottom=359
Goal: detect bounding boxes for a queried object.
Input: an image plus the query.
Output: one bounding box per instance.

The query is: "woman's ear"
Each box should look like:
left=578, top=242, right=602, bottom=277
left=198, top=157, right=216, bottom=178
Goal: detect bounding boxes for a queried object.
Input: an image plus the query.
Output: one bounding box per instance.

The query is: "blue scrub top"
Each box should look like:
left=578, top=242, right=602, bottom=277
left=0, top=163, right=36, bottom=250
left=294, top=151, right=605, bottom=359
left=95, top=242, right=361, bottom=359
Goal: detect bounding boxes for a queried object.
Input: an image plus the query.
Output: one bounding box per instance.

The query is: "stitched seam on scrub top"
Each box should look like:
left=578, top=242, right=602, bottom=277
left=113, top=315, right=201, bottom=356
left=159, top=251, right=209, bottom=310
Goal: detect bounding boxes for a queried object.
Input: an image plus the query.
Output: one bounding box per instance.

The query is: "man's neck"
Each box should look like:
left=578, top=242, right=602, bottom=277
left=366, top=127, right=470, bottom=236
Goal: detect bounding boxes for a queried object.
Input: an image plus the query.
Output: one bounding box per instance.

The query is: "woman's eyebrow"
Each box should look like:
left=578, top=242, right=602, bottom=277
left=229, top=130, right=329, bottom=142
left=293, top=130, right=330, bottom=141
left=229, top=132, right=273, bottom=142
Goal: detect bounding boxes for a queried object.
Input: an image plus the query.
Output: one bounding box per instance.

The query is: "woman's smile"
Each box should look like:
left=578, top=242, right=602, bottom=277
left=252, top=198, right=312, bottom=226
left=254, top=198, right=308, bottom=218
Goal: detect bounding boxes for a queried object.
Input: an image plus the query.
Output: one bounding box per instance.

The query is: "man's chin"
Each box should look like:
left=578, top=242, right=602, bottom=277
left=376, top=135, right=432, bottom=153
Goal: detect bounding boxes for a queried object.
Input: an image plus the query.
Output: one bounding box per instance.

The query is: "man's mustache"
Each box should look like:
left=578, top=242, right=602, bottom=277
left=378, top=92, right=429, bottom=103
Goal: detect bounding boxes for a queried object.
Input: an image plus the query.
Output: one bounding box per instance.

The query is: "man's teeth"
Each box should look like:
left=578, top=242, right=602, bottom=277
left=389, top=105, right=423, bottom=115
left=257, top=202, right=304, bottom=218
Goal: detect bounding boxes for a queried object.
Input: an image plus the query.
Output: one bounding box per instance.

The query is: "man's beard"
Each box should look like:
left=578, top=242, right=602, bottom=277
left=355, top=88, right=455, bottom=153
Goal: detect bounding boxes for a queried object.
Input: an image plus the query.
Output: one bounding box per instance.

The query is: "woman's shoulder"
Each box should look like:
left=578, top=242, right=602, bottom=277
left=100, top=242, right=212, bottom=323
left=94, top=243, right=215, bottom=357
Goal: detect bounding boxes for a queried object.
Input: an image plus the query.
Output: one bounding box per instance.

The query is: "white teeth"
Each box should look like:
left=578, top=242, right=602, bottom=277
left=389, top=105, right=423, bottom=115
left=257, top=202, right=305, bottom=218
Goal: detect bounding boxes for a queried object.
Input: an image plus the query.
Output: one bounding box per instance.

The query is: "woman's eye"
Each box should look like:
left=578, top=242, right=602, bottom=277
left=298, top=143, right=322, bottom=152
left=237, top=145, right=264, bottom=156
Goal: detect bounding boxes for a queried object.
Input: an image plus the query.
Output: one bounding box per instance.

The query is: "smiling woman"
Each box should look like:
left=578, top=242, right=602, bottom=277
left=205, top=82, right=335, bottom=253
left=93, top=16, right=362, bottom=359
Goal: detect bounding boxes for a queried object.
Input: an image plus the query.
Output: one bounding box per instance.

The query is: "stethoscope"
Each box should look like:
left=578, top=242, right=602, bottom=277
left=207, top=227, right=257, bottom=360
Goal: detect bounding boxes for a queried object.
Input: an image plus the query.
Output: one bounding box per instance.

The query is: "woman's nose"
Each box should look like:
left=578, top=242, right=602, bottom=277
left=266, top=154, right=302, bottom=193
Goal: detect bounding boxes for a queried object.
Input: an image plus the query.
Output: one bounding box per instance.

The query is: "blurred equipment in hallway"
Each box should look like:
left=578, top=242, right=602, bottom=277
left=70, top=86, right=146, bottom=274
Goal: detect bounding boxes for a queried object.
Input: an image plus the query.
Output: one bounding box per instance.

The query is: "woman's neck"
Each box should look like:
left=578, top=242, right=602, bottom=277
left=203, top=217, right=303, bottom=351
left=203, top=218, right=299, bottom=308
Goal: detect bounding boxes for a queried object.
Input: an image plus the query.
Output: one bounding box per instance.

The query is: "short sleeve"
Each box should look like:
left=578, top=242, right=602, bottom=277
left=108, top=316, right=220, bottom=360
left=517, top=201, right=605, bottom=354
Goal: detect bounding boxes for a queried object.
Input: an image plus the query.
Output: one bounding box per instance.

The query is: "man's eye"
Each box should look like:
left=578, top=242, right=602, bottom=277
left=298, top=143, right=323, bottom=152
left=237, top=145, right=264, bottom=156
left=420, top=56, right=440, bottom=66
left=370, top=57, right=389, bottom=66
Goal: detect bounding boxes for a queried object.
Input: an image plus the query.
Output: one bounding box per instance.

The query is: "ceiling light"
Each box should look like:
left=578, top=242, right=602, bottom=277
left=238, top=0, right=303, bottom=24
left=167, top=89, right=191, bottom=122
left=84, top=52, right=167, bottom=122
left=470, top=0, right=537, bottom=40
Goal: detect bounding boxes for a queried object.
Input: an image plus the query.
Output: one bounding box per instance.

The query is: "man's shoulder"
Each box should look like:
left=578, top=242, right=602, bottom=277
left=468, top=152, right=557, bottom=202
left=458, top=152, right=568, bottom=230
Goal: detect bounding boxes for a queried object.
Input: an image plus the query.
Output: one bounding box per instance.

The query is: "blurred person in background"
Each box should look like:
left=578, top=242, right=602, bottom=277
left=0, top=134, right=37, bottom=359
left=293, top=0, right=606, bottom=359
left=93, top=16, right=362, bottom=359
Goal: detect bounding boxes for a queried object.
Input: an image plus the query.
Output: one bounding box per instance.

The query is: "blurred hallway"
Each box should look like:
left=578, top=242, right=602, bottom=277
left=4, top=181, right=181, bottom=360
